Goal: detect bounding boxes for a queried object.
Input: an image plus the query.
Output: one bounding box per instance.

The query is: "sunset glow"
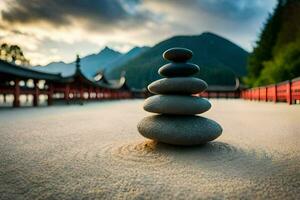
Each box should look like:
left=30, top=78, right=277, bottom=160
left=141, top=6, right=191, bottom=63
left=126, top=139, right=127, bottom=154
left=0, top=0, right=276, bottom=65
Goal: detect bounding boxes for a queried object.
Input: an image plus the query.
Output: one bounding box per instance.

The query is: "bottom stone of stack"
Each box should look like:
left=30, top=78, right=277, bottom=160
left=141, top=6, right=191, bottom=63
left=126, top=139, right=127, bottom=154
left=137, top=115, right=222, bottom=145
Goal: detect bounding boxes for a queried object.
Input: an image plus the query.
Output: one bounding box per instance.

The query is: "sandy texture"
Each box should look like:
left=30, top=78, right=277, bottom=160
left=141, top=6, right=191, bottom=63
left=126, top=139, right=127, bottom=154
left=0, top=100, right=299, bottom=199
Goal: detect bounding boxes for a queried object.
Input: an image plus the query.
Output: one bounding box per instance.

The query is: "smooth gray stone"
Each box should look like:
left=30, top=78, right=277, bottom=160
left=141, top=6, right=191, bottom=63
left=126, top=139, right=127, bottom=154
left=163, top=48, right=193, bottom=62
left=137, top=115, right=223, bottom=145
left=144, top=95, right=211, bottom=115
left=158, top=63, right=200, bottom=77
left=148, top=77, right=207, bottom=94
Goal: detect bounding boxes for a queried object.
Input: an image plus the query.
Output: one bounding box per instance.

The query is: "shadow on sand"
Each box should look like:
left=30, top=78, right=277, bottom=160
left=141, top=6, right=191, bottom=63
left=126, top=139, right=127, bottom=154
left=111, top=140, right=292, bottom=179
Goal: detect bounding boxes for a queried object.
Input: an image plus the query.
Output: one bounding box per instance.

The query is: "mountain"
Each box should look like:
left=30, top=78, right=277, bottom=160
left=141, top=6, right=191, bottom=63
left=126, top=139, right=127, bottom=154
left=35, top=46, right=150, bottom=79
left=80, top=47, right=122, bottom=78
left=106, top=32, right=249, bottom=89
left=35, top=61, right=73, bottom=76
left=35, top=47, right=122, bottom=78
left=35, top=32, right=248, bottom=89
left=103, top=46, right=149, bottom=77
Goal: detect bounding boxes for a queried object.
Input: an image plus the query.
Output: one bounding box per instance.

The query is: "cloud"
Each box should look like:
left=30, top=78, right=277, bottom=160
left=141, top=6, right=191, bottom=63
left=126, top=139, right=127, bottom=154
left=0, top=0, right=277, bottom=65
left=0, top=0, right=161, bottom=48
left=143, top=0, right=277, bottom=49
left=146, top=0, right=274, bottom=20
left=1, top=0, right=153, bottom=28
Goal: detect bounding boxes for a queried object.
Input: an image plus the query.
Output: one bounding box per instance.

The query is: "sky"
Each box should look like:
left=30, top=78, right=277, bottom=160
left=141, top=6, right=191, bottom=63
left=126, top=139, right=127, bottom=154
left=0, top=0, right=277, bottom=66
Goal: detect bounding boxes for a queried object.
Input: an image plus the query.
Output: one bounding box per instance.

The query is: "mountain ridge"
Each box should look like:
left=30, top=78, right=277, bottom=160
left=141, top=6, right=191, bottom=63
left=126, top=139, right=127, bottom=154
left=105, top=32, right=249, bottom=89
left=34, top=32, right=248, bottom=89
left=34, top=46, right=148, bottom=78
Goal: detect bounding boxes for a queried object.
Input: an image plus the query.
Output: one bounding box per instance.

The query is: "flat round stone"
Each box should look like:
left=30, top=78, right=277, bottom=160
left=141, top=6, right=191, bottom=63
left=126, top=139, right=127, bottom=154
left=163, top=48, right=193, bottom=62
left=158, top=63, right=200, bottom=77
left=137, top=115, right=222, bottom=145
left=148, top=77, right=207, bottom=94
left=144, top=95, right=211, bottom=115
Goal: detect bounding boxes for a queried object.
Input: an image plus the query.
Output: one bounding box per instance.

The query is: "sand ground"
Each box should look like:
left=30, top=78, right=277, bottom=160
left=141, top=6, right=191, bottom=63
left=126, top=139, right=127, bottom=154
left=0, top=99, right=299, bottom=199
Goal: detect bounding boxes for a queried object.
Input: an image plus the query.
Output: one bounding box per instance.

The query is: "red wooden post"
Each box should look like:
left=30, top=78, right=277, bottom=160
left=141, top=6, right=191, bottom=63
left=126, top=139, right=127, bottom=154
left=80, top=86, right=84, bottom=104
left=88, top=87, right=92, bottom=100
left=47, top=82, right=54, bottom=106
left=96, top=88, right=100, bottom=100
left=101, top=89, right=104, bottom=99
left=13, top=79, right=20, bottom=107
left=92, top=87, right=96, bottom=99
left=248, top=90, right=250, bottom=100
left=33, top=80, right=39, bottom=107
left=102, top=89, right=105, bottom=99
left=265, top=87, right=267, bottom=102
left=287, top=81, right=292, bottom=105
left=64, top=84, right=70, bottom=104
left=107, top=90, right=110, bottom=99
left=291, top=78, right=300, bottom=104
left=274, top=85, right=277, bottom=103
left=248, top=89, right=252, bottom=101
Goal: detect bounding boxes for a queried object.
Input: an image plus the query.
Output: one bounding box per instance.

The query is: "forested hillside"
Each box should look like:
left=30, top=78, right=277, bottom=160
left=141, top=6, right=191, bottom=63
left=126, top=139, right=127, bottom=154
left=247, top=0, right=300, bottom=86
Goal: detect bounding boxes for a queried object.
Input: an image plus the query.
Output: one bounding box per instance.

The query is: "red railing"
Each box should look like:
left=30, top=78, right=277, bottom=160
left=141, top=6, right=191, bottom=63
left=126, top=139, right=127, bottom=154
left=241, top=77, right=300, bottom=104
left=197, top=91, right=240, bottom=99
left=291, top=77, right=300, bottom=103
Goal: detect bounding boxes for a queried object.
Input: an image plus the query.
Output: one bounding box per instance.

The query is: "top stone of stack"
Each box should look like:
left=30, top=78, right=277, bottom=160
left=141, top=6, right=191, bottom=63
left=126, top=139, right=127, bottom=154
left=159, top=48, right=200, bottom=77
left=163, top=48, right=193, bottom=62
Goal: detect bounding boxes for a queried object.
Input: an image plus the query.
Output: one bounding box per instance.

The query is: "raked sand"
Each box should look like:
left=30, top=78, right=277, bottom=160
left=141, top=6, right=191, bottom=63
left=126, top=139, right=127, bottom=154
left=0, top=100, right=299, bottom=199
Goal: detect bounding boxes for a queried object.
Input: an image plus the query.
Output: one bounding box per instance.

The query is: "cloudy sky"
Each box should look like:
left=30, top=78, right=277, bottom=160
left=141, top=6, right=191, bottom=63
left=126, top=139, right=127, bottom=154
left=0, top=0, right=277, bottom=66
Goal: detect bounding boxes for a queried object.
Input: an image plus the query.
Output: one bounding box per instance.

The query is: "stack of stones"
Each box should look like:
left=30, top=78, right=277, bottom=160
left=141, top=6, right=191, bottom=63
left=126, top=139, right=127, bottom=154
left=137, top=47, right=222, bottom=146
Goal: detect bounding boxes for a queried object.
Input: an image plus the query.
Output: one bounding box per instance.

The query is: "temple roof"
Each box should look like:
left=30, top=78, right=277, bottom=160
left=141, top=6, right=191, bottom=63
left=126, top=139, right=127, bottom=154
left=0, top=60, right=62, bottom=80
left=0, top=59, right=129, bottom=90
left=91, top=71, right=127, bottom=89
left=207, top=77, right=241, bottom=91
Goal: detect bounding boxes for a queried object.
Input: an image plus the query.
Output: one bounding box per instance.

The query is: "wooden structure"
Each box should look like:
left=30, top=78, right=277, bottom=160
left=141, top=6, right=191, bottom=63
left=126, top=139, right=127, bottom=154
left=198, top=86, right=241, bottom=99
left=7, top=55, right=292, bottom=107
left=197, top=78, right=242, bottom=98
left=241, top=77, right=300, bottom=104
left=0, top=57, right=132, bottom=107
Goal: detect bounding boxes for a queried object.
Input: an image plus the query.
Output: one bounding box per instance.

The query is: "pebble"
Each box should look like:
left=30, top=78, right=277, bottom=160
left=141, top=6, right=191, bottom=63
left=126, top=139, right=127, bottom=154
left=163, top=48, right=193, bottom=62
left=158, top=63, right=200, bottom=77
left=144, top=95, right=211, bottom=115
left=148, top=77, right=207, bottom=94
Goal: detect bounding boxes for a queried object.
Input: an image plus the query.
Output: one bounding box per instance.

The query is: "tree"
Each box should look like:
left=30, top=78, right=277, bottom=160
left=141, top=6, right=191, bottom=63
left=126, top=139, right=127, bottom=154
left=246, top=0, right=284, bottom=86
left=258, top=39, right=300, bottom=85
left=0, top=43, right=30, bottom=66
left=246, top=0, right=300, bottom=86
